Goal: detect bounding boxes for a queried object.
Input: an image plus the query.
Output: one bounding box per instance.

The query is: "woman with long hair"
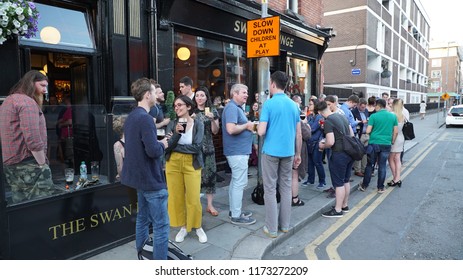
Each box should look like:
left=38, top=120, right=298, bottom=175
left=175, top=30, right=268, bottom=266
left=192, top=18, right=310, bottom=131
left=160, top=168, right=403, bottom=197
left=303, top=99, right=326, bottom=189
left=194, top=86, right=220, bottom=216
left=388, top=98, right=409, bottom=187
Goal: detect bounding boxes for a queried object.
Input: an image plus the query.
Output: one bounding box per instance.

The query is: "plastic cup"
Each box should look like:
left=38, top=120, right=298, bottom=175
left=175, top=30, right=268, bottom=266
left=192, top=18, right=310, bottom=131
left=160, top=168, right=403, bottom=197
left=65, top=168, right=74, bottom=184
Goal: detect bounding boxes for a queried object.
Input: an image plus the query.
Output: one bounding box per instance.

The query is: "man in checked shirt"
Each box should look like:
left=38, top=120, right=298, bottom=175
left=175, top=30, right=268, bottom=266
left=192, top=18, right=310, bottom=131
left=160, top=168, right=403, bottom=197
left=0, top=70, right=63, bottom=204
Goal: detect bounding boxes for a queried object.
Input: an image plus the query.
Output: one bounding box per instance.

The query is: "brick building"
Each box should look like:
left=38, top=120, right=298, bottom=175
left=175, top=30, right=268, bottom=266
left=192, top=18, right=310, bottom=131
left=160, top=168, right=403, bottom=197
left=321, top=0, right=430, bottom=103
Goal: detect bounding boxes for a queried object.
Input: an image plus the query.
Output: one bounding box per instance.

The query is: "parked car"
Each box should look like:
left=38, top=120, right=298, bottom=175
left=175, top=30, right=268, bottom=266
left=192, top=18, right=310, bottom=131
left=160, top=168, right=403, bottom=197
left=446, top=105, right=463, bottom=127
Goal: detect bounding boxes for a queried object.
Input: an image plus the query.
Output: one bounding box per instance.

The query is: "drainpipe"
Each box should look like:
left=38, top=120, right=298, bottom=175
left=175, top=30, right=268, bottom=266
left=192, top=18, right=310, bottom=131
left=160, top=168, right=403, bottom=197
left=148, top=0, right=158, bottom=81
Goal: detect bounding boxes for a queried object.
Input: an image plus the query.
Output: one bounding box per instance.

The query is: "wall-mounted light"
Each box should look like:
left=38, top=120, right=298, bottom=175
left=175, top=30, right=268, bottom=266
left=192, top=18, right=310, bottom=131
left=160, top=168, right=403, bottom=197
left=177, top=47, right=191, bottom=61
left=40, top=26, right=61, bottom=44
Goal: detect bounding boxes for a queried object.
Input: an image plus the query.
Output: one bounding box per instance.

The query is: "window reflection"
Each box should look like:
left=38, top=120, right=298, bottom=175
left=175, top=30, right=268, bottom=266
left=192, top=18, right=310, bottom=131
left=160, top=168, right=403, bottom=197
left=174, top=33, right=246, bottom=100
left=3, top=105, right=108, bottom=206
left=287, top=57, right=311, bottom=97
left=20, top=3, right=94, bottom=50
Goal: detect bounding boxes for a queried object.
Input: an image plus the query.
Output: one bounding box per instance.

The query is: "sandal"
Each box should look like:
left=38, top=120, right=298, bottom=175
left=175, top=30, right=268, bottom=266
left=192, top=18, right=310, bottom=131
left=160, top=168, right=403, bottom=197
left=206, top=208, right=219, bottom=216
left=292, top=196, right=305, bottom=206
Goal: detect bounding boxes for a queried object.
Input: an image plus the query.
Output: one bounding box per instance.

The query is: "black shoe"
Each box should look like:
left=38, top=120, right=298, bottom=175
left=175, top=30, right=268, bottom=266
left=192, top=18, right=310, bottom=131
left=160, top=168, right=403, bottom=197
left=322, top=208, right=343, bottom=218
left=332, top=205, right=349, bottom=213
left=358, top=184, right=367, bottom=192
left=388, top=180, right=402, bottom=187
left=292, top=196, right=305, bottom=206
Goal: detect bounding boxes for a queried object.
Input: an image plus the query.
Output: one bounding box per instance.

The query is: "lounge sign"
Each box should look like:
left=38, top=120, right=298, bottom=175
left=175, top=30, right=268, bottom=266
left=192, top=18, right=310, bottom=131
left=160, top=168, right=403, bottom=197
left=246, top=16, right=280, bottom=58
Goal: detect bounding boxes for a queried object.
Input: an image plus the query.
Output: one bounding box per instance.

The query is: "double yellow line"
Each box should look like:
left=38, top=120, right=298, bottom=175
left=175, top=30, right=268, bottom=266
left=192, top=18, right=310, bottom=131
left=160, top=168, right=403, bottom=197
left=304, top=141, right=438, bottom=260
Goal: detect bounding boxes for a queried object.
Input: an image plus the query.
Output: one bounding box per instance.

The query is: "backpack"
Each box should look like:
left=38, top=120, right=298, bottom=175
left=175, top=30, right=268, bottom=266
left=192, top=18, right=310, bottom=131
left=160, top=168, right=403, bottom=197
left=334, top=126, right=365, bottom=161
left=251, top=184, right=281, bottom=205
left=138, top=237, right=193, bottom=260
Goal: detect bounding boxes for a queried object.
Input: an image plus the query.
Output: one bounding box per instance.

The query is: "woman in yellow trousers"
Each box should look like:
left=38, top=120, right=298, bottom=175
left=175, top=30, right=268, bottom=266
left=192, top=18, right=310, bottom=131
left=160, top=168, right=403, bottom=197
left=165, top=95, right=206, bottom=243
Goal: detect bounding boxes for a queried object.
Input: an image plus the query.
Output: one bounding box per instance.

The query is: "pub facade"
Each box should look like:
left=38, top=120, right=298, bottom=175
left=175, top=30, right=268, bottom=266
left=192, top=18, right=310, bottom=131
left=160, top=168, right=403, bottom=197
left=0, top=0, right=331, bottom=259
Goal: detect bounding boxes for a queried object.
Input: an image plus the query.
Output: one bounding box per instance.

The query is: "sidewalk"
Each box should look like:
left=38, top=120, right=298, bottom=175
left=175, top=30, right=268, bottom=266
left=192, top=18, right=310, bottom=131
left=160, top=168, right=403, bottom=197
left=88, top=110, right=444, bottom=260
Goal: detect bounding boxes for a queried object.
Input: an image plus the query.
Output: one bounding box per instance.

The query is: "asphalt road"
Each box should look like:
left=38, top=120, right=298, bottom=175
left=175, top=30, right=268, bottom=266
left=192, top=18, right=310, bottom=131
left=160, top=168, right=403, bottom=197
left=264, top=125, right=463, bottom=260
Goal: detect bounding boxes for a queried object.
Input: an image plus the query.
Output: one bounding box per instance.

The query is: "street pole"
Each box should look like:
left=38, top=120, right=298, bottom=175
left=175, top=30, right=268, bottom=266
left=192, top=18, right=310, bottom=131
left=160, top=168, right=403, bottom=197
left=257, top=0, right=270, bottom=189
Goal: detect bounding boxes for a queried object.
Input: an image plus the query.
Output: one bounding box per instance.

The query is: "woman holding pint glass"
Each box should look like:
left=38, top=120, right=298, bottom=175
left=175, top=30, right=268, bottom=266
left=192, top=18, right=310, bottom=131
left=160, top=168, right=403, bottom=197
left=165, top=95, right=207, bottom=244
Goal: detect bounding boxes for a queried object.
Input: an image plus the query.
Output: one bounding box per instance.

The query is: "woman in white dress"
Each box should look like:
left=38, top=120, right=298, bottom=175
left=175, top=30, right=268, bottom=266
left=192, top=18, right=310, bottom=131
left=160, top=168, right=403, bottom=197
left=419, top=100, right=427, bottom=119
left=388, top=99, right=409, bottom=187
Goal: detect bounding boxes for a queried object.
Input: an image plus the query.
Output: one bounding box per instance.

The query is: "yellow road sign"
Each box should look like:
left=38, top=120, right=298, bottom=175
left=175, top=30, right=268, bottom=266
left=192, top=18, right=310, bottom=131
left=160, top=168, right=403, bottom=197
left=442, top=92, right=450, bottom=100
left=247, top=16, right=280, bottom=58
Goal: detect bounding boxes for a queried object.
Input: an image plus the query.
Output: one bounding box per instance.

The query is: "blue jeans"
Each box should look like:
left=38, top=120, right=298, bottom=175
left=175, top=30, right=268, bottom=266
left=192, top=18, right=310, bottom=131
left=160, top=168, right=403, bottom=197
left=362, top=144, right=391, bottom=190
left=136, top=188, right=170, bottom=260
left=226, top=155, right=249, bottom=218
left=307, top=141, right=326, bottom=184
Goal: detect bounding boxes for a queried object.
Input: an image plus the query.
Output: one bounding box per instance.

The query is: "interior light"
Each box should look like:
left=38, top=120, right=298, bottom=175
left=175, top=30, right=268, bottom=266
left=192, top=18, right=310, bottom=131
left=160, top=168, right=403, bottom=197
left=40, top=26, right=61, bottom=44
left=177, top=47, right=191, bottom=61
left=43, top=64, right=48, bottom=73
left=212, top=69, right=221, bottom=77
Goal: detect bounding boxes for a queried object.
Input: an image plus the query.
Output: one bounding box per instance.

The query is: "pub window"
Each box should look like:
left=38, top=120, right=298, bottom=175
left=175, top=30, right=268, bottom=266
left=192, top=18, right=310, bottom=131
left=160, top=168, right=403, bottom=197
left=113, top=0, right=125, bottom=35
left=20, top=3, right=95, bottom=51
left=174, top=33, right=247, bottom=101
left=287, top=57, right=312, bottom=103
left=129, top=0, right=141, bottom=38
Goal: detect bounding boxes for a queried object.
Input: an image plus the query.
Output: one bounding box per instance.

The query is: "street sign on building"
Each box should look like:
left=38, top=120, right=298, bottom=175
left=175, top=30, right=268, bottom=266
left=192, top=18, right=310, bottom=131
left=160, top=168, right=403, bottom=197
left=246, top=16, right=280, bottom=58
left=351, top=68, right=361, bottom=76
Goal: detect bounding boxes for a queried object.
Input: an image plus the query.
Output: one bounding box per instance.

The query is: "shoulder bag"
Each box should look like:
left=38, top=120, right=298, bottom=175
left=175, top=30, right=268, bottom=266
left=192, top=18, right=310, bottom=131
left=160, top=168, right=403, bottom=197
left=334, top=126, right=365, bottom=161
left=402, top=118, right=415, bottom=140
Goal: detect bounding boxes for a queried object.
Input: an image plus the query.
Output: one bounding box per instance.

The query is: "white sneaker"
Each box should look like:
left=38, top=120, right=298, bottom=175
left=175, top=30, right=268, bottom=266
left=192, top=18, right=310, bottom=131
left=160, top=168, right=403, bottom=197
left=196, top=227, right=208, bottom=243
left=175, top=227, right=187, bottom=243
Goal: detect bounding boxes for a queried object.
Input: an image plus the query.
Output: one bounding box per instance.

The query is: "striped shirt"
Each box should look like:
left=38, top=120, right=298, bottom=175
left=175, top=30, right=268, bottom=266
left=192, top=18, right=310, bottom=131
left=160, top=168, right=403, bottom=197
left=0, top=93, right=47, bottom=165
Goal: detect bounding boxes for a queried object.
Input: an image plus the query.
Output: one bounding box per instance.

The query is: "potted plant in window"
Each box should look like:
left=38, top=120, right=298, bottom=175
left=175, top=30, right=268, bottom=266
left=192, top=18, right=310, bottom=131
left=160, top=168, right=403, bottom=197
left=0, top=0, right=40, bottom=45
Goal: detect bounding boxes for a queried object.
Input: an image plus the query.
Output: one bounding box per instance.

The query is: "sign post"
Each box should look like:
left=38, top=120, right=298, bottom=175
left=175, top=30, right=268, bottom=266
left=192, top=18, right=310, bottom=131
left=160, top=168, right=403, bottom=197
left=253, top=0, right=280, bottom=191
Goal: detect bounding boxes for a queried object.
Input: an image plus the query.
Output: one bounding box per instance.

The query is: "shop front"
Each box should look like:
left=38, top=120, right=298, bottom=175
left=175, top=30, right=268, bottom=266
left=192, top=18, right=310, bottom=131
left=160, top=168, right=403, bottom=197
left=156, top=0, right=330, bottom=169
left=157, top=0, right=329, bottom=103
left=0, top=0, right=153, bottom=259
left=0, top=0, right=330, bottom=259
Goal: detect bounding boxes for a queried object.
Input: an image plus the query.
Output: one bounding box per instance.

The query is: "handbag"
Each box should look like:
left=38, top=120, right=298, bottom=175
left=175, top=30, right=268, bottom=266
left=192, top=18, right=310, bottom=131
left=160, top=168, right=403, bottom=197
left=251, top=184, right=281, bottom=205
left=402, top=119, right=415, bottom=140
left=334, top=127, right=365, bottom=160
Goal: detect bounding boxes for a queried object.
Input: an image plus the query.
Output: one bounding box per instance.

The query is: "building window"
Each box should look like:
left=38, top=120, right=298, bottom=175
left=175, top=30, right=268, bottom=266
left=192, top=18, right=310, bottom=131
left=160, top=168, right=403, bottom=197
left=377, top=22, right=385, bottom=53
left=432, top=59, right=442, bottom=68
left=431, top=70, right=441, bottom=79
left=20, top=3, right=95, bottom=51
left=287, top=57, right=311, bottom=98
left=174, top=33, right=246, bottom=100
left=287, top=0, right=299, bottom=14
left=113, top=0, right=125, bottom=35
left=129, top=0, right=141, bottom=38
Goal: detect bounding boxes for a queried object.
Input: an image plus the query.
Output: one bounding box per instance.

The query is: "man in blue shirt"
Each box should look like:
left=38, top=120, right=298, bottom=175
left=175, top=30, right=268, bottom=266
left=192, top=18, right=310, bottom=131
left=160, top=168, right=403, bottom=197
left=122, top=78, right=169, bottom=260
left=222, top=83, right=256, bottom=225
left=258, top=71, right=302, bottom=238
left=340, top=94, right=360, bottom=132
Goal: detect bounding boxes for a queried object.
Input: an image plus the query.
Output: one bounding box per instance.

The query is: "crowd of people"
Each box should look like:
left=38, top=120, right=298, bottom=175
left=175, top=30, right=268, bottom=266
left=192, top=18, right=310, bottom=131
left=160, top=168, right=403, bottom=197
left=116, top=72, right=415, bottom=257
left=0, top=70, right=412, bottom=260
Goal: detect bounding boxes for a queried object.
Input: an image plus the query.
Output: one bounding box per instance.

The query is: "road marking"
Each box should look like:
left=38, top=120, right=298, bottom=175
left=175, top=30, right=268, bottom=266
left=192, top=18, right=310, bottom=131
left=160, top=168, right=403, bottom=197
left=304, top=141, right=436, bottom=260
left=326, top=142, right=437, bottom=259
